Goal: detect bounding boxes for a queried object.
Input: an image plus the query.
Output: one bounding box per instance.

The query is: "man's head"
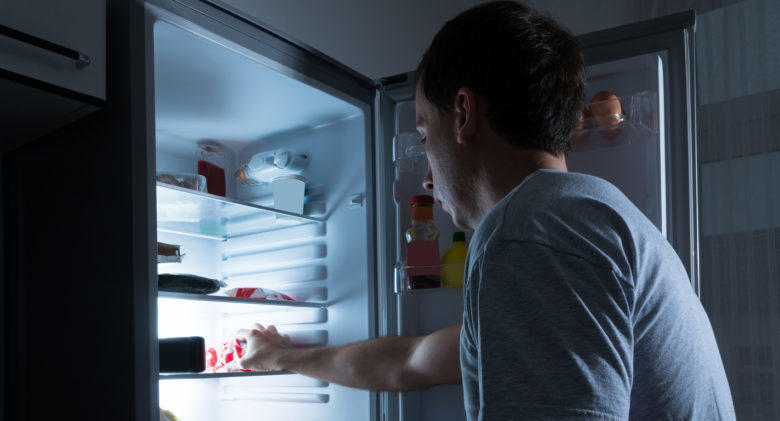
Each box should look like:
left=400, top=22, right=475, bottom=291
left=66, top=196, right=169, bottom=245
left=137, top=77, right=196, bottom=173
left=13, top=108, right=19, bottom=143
left=415, top=1, right=584, bottom=229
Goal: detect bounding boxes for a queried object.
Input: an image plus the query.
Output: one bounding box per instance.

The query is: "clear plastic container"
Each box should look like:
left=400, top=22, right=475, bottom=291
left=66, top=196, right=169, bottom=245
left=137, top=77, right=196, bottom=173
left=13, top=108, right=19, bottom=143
left=156, top=172, right=207, bottom=192
left=571, top=90, right=658, bottom=151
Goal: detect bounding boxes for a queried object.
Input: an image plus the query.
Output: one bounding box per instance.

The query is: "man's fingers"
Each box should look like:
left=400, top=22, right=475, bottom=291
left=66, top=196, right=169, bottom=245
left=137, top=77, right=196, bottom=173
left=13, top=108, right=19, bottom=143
left=234, top=328, right=257, bottom=340
left=266, top=325, right=278, bottom=334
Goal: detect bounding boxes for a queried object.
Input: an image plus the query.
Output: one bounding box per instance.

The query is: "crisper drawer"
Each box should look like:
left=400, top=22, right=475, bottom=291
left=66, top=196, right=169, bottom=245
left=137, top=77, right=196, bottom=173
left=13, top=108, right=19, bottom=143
left=0, top=0, right=105, bottom=100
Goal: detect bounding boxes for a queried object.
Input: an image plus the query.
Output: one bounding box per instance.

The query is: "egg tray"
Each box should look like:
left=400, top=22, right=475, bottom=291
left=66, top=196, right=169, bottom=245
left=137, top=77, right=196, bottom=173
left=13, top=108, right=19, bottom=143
left=570, top=90, right=658, bottom=152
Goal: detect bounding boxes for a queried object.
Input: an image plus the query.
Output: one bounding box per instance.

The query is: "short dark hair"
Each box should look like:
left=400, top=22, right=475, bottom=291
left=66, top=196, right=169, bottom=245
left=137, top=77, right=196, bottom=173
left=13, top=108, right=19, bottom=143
left=416, top=1, right=585, bottom=155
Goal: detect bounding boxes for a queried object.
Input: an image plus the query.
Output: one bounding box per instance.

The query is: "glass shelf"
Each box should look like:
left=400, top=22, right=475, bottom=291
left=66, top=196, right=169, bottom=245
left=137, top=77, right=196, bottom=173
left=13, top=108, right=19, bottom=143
left=158, top=291, right=326, bottom=310
left=156, top=183, right=323, bottom=239
left=160, top=370, right=293, bottom=380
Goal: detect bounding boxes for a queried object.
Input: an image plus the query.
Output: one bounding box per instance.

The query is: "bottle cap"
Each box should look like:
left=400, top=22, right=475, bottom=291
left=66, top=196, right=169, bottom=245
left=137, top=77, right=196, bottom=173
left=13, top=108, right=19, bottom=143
left=453, top=232, right=465, bottom=242
left=410, top=195, right=434, bottom=205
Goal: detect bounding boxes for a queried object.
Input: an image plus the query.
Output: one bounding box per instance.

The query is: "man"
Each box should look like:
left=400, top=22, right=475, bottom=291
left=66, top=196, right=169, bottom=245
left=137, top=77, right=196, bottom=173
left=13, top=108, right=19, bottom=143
left=229, top=2, right=735, bottom=419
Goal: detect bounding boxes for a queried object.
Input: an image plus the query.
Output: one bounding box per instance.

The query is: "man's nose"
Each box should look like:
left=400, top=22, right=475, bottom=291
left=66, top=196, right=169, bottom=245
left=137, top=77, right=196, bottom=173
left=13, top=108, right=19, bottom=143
left=422, top=161, right=433, bottom=191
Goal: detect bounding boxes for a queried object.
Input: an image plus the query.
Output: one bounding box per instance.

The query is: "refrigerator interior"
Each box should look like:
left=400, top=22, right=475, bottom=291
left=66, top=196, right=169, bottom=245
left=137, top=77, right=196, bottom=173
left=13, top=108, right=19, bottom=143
left=392, top=99, right=468, bottom=421
left=566, top=52, right=667, bottom=235
left=150, top=13, right=373, bottom=421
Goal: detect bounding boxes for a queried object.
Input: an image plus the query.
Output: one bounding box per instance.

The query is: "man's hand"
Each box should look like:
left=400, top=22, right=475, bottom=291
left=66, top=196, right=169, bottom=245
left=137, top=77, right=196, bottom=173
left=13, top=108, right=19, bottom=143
left=227, top=323, right=292, bottom=372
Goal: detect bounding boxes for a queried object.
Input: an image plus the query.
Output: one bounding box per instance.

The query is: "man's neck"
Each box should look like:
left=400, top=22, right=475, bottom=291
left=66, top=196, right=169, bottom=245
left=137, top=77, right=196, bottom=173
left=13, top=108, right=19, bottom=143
left=476, top=148, right=567, bottom=220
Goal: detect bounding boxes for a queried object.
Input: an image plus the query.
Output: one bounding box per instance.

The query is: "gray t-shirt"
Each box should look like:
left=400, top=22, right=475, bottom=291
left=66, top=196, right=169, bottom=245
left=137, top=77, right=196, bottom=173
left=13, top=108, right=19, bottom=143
left=461, top=170, right=734, bottom=420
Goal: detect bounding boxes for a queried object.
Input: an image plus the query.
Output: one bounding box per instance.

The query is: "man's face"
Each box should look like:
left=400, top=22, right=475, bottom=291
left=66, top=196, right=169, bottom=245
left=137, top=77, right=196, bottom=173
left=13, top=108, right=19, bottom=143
left=415, top=88, right=473, bottom=229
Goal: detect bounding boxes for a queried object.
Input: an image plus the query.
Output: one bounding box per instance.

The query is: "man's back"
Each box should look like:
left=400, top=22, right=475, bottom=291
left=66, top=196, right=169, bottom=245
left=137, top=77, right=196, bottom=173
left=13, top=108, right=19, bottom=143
left=461, top=169, right=734, bottom=420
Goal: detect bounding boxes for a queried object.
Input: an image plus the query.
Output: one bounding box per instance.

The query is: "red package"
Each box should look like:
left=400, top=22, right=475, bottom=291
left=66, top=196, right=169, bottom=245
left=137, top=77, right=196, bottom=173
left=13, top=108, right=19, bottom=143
left=206, top=338, right=250, bottom=373
left=225, top=287, right=294, bottom=302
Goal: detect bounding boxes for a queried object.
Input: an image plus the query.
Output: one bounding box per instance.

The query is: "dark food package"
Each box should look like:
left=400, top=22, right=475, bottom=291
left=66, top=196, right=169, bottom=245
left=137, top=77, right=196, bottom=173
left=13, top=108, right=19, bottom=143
left=159, top=336, right=206, bottom=373
left=158, top=274, right=226, bottom=294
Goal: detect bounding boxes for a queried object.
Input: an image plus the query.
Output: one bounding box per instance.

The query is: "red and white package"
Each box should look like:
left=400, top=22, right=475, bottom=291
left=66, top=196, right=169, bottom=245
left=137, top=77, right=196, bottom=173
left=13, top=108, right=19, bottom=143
left=224, top=287, right=294, bottom=302
left=206, top=338, right=250, bottom=373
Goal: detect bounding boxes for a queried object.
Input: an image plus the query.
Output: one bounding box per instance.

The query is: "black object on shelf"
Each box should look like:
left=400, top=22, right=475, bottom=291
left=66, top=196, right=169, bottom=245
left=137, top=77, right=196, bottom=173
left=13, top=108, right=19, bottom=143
left=159, top=337, right=206, bottom=373
left=158, top=273, right=226, bottom=294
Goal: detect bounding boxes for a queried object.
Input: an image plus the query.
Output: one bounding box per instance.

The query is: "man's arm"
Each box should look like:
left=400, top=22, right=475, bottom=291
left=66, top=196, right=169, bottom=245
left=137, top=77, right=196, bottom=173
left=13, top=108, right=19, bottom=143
left=228, top=323, right=462, bottom=391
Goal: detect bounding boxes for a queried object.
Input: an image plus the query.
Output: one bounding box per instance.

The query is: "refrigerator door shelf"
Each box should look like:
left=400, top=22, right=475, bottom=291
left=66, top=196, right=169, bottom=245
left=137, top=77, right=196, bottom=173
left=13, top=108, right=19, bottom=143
left=395, top=263, right=466, bottom=294
left=571, top=90, right=658, bottom=152
left=393, top=131, right=426, bottom=172
left=156, top=183, right=323, bottom=239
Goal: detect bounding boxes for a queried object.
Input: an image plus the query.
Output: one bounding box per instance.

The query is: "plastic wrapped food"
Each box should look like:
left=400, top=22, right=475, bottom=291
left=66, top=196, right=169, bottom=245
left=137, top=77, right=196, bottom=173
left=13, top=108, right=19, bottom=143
left=224, top=287, right=294, bottom=302
left=157, top=242, right=183, bottom=263
left=206, top=338, right=250, bottom=373
left=158, top=274, right=226, bottom=294
left=156, top=172, right=207, bottom=192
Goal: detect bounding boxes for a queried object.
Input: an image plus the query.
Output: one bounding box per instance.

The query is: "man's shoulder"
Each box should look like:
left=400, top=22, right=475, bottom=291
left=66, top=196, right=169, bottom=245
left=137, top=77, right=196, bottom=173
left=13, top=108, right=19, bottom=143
left=483, top=170, right=628, bottom=240
left=473, top=170, right=656, bottom=279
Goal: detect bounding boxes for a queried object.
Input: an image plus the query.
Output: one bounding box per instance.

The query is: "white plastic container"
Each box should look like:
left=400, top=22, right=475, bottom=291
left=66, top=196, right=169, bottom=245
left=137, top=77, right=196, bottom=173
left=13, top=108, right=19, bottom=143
left=272, top=174, right=306, bottom=214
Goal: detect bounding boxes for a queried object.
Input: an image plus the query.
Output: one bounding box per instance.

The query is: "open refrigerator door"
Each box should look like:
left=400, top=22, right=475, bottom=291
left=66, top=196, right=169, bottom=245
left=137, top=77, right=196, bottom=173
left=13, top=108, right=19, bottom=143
left=567, top=52, right=667, bottom=235
left=571, top=11, right=698, bottom=289
left=146, top=1, right=378, bottom=419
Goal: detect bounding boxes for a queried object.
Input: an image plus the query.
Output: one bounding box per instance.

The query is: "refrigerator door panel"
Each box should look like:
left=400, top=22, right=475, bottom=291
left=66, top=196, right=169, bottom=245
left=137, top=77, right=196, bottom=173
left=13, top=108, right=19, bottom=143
left=374, top=74, right=468, bottom=421
left=373, top=81, right=403, bottom=421
left=575, top=11, right=699, bottom=292
left=146, top=1, right=379, bottom=420
left=567, top=52, right=667, bottom=236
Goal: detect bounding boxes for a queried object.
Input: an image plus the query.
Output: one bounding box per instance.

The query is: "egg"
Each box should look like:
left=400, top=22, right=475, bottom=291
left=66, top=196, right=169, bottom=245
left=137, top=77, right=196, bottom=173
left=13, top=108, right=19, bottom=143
left=589, top=91, right=623, bottom=139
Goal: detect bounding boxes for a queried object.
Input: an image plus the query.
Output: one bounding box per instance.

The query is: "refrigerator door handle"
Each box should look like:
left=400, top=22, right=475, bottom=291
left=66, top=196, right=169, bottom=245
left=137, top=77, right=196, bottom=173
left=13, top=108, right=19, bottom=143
left=0, top=23, right=91, bottom=68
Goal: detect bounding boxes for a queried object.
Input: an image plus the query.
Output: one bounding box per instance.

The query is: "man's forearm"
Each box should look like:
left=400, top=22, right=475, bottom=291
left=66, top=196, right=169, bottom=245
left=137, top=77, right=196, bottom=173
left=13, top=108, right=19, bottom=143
left=277, top=335, right=424, bottom=391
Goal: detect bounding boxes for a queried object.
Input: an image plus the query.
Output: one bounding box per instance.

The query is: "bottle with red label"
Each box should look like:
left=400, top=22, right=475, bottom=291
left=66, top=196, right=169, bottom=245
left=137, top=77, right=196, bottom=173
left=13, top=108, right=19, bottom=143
left=405, top=195, right=441, bottom=289
left=196, top=141, right=227, bottom=197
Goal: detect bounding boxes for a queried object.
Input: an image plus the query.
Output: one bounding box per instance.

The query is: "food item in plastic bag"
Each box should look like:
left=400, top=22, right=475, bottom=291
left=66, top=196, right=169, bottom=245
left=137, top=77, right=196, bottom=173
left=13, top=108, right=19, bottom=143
left=156, top=172, right=207, bottom=192
left=224, top=287, right=295, bottom=302
left=157, top=242, right=183, bottom=263
left=206, top=338, right=251, bottom=373
left=158, top=274, right=226, bottom=294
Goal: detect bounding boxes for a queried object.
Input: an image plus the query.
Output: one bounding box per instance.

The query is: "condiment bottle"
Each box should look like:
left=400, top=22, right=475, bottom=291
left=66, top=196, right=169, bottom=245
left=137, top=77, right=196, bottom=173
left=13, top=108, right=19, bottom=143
left=405, top=195, right=440, bottom=289
left=196, top=141, right=226, bottom=197
left=440, top=232, right=467, bottom=287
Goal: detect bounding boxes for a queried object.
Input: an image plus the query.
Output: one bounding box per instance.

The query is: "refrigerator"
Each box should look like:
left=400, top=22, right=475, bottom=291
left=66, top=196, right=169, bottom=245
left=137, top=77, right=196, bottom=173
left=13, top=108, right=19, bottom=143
left=0, top=1, right=696, bottom=420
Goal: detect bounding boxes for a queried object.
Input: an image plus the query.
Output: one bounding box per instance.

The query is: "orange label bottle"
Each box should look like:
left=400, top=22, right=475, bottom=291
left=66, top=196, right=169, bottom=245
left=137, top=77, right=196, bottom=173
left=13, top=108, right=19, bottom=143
left=405, top=195, right=440, bottom=289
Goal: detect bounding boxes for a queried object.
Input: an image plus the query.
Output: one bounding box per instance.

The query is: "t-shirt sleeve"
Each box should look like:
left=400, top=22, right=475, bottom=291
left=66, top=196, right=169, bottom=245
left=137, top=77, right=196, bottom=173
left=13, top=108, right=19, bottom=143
left=475, top=240, right=634, bottom=420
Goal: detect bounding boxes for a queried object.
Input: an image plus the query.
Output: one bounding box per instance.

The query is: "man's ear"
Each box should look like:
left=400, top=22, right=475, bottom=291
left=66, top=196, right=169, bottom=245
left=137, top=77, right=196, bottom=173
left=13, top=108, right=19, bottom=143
left=453, top=87, right=479, bottom=145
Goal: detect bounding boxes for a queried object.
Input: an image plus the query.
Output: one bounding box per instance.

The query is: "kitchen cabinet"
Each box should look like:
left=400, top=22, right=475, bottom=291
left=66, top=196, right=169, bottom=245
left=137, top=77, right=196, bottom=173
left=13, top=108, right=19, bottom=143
left=0, top=0, right=105, bottom=149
